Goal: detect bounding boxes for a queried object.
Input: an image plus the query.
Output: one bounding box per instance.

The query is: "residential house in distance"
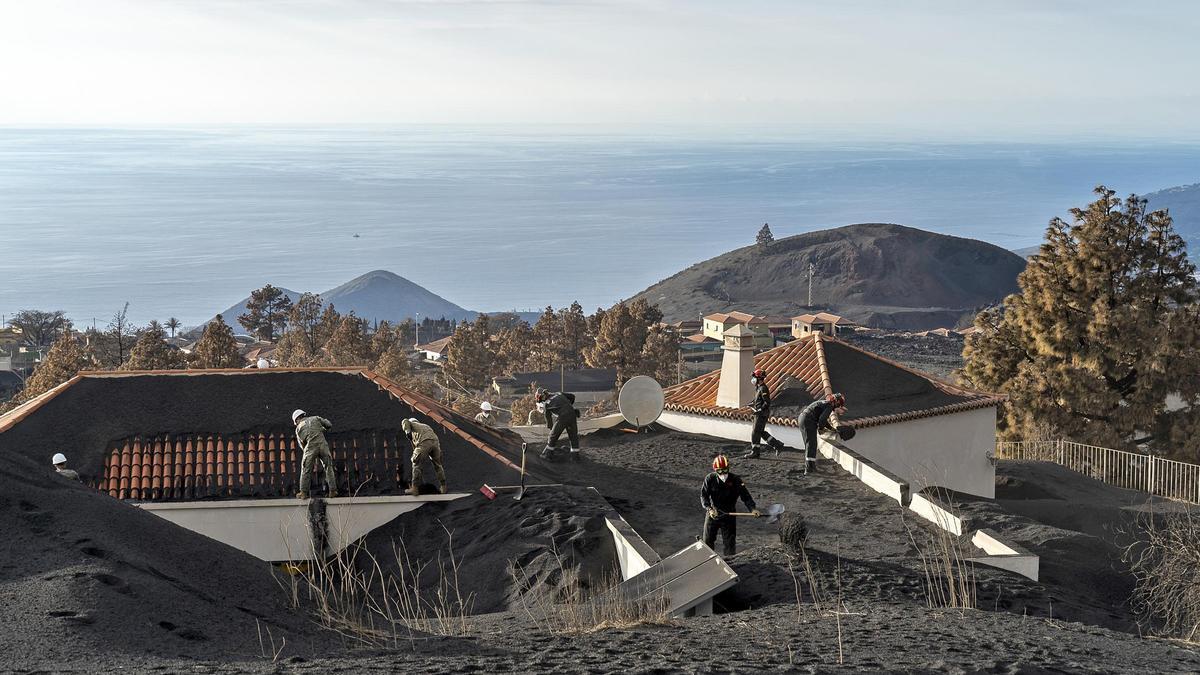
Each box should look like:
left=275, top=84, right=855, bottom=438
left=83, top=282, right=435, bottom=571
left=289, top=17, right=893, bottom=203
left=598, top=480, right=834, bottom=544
left=492, top=367, right=618, bottom=408
left=791, top=312, right=856, bottom=338
left=417, top=336, right=453, bottom=363
left=679, top=333, right=722, bottom=362
left=702, top=311, right=774, bottom=350
left=670, top=319, right=703, bottom=338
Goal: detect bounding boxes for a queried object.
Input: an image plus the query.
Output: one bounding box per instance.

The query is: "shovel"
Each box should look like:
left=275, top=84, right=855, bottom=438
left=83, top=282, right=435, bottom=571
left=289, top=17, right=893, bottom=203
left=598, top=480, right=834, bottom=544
left=514, top=443, right=528, bottom=501
left=721, top=503, right=786, bottom=523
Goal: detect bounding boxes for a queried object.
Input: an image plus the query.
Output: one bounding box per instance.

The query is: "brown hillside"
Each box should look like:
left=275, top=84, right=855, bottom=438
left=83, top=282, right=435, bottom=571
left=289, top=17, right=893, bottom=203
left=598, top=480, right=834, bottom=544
left=633, top=223, right=1025, bottom=328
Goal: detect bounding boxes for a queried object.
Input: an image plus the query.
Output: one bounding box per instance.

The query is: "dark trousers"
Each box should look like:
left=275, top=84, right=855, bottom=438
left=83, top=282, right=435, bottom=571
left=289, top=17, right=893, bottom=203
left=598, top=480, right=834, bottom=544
left=751, top=414, right=782, bottom=448
left=549, top=414, right=580, bottom=448
left=800, top=418, right=819, bottom=461
left=703, top=515, right=737, bottom=556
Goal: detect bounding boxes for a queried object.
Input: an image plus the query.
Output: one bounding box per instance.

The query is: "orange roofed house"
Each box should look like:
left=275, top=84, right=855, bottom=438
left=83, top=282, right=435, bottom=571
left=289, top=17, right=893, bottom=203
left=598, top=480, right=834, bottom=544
left=660, top=330, right=1003, bottom=498
left=702, top=311, right=775, bottom=350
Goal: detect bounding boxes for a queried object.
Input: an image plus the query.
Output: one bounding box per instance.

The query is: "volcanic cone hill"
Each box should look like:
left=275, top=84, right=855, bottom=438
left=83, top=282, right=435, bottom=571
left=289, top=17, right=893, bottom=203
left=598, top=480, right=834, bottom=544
left=632, top=223, right=1026, bottom=329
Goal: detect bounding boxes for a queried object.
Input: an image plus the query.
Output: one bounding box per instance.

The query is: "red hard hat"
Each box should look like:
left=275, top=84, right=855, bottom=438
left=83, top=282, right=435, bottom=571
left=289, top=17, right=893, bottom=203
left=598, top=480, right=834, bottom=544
left=752, top=368, right=766, bottom=379
left=712, top=454, right=730, bottom=471
left=828, top=393, right=846, bottom=407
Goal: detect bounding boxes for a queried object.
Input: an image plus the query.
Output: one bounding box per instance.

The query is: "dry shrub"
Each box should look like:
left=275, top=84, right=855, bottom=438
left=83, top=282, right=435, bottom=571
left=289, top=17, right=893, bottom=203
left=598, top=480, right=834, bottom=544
left=282, top=526, right=474, bottom=648
left=1125, top=511, right=1200, bottom=642
left=902, top=491, right=977, bottom=612
left=510, top=551, right=671, bottom=634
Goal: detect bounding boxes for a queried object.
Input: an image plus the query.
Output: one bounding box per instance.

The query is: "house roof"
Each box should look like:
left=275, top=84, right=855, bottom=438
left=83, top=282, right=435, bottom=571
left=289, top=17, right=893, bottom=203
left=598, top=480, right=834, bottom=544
left=663, top=333, right=1001, bottom=429
left=495, top=367, right=618, bottom=393
left=683, top=334, right=720, bottom=344
left=417, top=335, right=453, bottom=353
left=704, top=311, right=769, bottom=325
left=791, top=312, right=856, bottom=325
left=0, top=368, right=530, bottom=502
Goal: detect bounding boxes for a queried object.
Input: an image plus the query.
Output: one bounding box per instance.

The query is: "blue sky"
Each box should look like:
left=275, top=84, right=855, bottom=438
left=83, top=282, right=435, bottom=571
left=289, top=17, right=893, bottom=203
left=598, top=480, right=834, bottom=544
left=1, top=1, right=1198, bottom=138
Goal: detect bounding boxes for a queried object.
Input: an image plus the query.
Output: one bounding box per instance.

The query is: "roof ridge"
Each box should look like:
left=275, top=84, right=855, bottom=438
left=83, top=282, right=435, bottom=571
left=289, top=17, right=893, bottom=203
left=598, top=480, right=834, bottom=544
left=0, top=374, right=85, bottom=435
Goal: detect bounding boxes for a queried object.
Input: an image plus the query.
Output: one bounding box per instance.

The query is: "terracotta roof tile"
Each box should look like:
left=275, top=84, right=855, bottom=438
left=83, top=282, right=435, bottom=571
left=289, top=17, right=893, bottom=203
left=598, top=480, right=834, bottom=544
left=663, top=334, right=1002, bottom=429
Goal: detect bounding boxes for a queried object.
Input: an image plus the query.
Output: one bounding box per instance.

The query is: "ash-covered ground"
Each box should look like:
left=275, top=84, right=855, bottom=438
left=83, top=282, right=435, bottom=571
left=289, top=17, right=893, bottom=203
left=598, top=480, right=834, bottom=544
left=3, top=428, right=1199, bottom=674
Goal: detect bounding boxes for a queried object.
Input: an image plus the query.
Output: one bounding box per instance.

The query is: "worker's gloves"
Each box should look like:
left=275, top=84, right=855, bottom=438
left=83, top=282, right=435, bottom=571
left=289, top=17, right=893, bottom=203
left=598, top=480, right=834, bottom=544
left=751, top=509, right=762, bottom=518
left=707, top=507, right=720, bottom=519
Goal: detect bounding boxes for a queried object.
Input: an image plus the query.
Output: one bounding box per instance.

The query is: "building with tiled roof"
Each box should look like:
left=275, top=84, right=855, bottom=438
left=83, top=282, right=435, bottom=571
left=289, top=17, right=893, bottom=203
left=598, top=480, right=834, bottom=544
left=0, top=368, right=530, bottom=502
left=660, top=332, right=1003, bottom=498
left=702, top=311, right=773, bottom=349
left=417, top=335, right=453, bottom=363
left=791, top=312, right=856, bottom=338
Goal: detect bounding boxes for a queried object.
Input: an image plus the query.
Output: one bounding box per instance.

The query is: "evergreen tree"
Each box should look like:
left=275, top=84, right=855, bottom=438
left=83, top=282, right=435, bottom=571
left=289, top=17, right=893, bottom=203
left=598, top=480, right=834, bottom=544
left=165, top=317, right=181, bottom=339
left=190, top=315, right=242, bottom=368
left=636, top=324, right=680, bottom=385
left=123, top=323, right=186, bottom=370
left=442, top=314, right=494, bottom=391
left=557, top=302, right=589, bottom=369
left=324, top=314, right=372, bottom=366
left=962, top=187, right=1200, bottom=457
left=530, top=306, right=561, bottom=371
left=495, top=323, right=533, bottom=374
left=756, top=223, right=775, bottom=248
left=316, top=303, right=342, bottom=348
left=0, top=330, right=89, bottom=412
left=238, top=284, right=293, bottom=341
left=584, top=300, right=667, bottom=384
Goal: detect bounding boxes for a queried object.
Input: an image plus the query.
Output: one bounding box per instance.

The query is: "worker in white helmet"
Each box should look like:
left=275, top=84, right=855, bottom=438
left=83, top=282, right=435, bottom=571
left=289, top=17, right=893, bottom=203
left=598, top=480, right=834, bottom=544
left=292, top=409, right=338, bottom=499
left=51, top=453, right=80, bottom=481
left=474, top=401, right=496, bottom=428
left=402, top=417, right=447, bottom=496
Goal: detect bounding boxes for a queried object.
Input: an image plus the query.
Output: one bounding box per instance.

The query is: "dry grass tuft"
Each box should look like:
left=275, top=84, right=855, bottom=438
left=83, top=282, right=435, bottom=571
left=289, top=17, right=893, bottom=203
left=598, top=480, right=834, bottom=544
left=1124, top=510, right=1200, bottom=643
left=902, top=491, right=977, bottom=612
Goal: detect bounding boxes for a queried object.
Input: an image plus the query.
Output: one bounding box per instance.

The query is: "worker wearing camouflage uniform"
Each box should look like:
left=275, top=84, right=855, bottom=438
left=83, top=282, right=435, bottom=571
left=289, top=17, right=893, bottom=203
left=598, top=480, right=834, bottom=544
left=293, top=409, right=338, bottom=499
left=403, top=417, right=447, bottom=496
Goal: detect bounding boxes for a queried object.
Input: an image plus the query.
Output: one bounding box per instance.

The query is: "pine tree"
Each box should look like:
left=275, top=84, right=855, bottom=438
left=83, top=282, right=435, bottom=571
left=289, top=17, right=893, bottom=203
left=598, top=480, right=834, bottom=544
left=238, top=284, right=293, bottom=341
left=123, top=323, right=186, bottom=370
left=324, top=314, right=372, bottom=366
left=756, top=223, right=775, bottom=248
left=636, top=324, right=680, bottom=385
left=190, top=315, right=242, bottom=368
left=962, top=186, right=1200, bottom=457
left=530, top=306, right=561, bottom=372
left=495, top=323, right=533, bottom=374
left=557, top=302, right=589, bottom=369
left=316, top=304, right=342, bottom=348
left=584, top=300, right=668, bottom=384
left=1, top=330, right=89, bottom=412
left=442, top=315, right=494, bottom=391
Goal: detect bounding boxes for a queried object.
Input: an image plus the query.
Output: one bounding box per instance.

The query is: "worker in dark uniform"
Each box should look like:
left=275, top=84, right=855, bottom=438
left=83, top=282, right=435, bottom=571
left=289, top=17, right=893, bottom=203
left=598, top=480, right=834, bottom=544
left=798, top=393, right=845, bottom=474
left=743, top=367, right=785, bottom=459
left=536, top=388, right=581, bottom=460
left=701, top=454, right=760, bottom=557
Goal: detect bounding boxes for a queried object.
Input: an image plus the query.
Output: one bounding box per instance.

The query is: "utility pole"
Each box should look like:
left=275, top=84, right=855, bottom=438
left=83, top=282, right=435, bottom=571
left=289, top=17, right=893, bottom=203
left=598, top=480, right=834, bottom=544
left=807, top=261, right=815, bottom=307
left=414, top=313, right=420, bottom=347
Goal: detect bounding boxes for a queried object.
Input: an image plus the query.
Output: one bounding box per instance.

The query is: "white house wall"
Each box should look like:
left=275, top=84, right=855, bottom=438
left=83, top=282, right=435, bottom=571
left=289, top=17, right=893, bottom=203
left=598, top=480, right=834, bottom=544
left=659, top=406, right=997, bottom=499
left=849, top=406, right=997, bottom=499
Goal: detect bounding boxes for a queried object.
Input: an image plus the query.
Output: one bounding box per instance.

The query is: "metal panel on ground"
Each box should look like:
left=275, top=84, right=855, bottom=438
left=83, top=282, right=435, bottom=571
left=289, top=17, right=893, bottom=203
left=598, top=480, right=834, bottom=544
left=617, top=541, right=738, bottom=618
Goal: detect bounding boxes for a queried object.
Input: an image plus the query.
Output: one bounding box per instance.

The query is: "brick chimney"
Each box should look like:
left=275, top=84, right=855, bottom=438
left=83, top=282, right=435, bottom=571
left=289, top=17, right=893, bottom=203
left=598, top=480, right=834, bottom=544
left=716, top=323, right=757, bottom=408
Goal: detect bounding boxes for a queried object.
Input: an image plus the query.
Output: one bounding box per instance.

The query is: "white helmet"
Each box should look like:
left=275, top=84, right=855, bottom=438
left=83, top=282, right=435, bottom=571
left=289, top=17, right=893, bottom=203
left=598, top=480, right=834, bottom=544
left=52, top=452, right=67, bottom=465
left=480, top=401, right=493, bottom=412
left=402, top=418, right=414, bottom=433
left=292, top=409, right=306, bottom=423
left=256, top=358, right=270, bottom=369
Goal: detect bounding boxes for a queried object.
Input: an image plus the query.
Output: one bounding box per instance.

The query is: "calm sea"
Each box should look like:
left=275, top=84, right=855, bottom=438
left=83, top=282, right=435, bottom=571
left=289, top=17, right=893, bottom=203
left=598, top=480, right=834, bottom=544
left=2, top=127, right=1199, bottom=326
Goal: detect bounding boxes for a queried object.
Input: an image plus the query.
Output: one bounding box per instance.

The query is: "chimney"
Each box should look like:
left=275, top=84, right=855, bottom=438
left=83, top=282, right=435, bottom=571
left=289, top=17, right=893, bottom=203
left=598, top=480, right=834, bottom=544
left=716, top=323, right=757, bottom=408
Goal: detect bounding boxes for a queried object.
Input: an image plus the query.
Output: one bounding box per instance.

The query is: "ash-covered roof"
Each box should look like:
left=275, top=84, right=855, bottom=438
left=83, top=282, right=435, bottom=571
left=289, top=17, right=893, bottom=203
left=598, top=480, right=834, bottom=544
left=0, top=368, right=533, bottom=501
left=496, top=367, right=618, bottom=393
left=663, top=334, right=1001, bottom=429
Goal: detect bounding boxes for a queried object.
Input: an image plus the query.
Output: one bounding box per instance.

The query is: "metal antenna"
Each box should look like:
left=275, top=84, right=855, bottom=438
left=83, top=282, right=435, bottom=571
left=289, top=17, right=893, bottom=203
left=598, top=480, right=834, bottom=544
left=807, top=261, right=815, bottom=306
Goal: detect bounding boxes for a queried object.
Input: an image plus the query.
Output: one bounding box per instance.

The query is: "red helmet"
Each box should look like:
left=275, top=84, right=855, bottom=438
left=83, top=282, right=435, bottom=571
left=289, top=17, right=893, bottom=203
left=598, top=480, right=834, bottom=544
left=828, top=393, right=846, bottom=407
left=752, top=368, right=766, bottom=380
left=712, top=454, right=730, bottom=472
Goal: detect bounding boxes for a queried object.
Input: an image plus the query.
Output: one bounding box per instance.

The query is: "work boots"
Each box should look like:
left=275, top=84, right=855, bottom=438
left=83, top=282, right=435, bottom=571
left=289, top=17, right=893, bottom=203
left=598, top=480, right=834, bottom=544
left=296, top=491, right=309, bottom=500
left=741, top=444, right=761, bottom=460
left=407, top=483, right=420, bottom=497
left=771, top=439, right=785, bottom=457
left=804, top=459, right=817, bottom=475
left=569, top=447, right=582, bottom=462
left=438, top=481, right=448, bottom=495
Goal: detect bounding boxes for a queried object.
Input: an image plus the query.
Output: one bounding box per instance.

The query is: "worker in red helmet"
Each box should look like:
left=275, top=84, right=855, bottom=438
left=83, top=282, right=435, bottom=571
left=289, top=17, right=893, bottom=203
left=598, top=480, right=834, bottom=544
left=796, top=393, right=846, bottom=474
left=742, top=367, right=786, bottom=459
left=700, top=454, right=760, bottom=557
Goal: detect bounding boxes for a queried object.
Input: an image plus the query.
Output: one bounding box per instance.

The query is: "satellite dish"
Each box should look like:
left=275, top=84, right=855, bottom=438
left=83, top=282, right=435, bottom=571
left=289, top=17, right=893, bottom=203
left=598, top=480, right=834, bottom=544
left=619, top=376, right=665, bottom=428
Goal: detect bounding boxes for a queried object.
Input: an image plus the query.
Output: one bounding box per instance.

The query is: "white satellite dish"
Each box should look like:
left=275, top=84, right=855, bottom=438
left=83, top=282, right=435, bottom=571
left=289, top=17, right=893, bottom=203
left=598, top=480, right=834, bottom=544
left=619, top=376, right=665, bottom=428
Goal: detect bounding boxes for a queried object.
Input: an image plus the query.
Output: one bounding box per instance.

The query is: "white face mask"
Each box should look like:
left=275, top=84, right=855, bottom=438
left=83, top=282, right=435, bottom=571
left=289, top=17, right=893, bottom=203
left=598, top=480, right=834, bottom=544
left=536, top=402, right=546, bottom=413
left=717, top=472, right=729, bottom=482
left=750, top=377, right=759, bottom=385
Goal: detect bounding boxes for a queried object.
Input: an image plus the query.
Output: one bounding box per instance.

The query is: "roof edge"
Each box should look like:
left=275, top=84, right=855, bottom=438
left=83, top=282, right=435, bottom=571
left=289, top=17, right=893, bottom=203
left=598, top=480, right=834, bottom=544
left=0, top=374, right=86, bottom=435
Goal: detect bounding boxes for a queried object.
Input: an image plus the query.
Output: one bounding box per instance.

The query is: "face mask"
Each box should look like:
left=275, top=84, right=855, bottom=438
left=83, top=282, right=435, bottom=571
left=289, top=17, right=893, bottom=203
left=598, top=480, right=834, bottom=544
left=717, top=472, right=729, bottom=482
left=536, top=402, right=546, bottom=413
left=750, top=377, right=759, bottom=385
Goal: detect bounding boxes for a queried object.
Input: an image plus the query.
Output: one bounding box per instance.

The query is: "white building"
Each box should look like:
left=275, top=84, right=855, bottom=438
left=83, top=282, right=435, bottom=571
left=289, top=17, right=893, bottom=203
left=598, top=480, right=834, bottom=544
left=660, top=330, right=1002, bottom=498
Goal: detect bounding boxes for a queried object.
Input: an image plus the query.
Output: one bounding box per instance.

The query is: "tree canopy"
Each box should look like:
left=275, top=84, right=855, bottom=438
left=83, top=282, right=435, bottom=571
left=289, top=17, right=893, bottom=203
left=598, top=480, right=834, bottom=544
left=238, top=284, right=293, bottom=341
left=962, top=186, right=1200, bottom=458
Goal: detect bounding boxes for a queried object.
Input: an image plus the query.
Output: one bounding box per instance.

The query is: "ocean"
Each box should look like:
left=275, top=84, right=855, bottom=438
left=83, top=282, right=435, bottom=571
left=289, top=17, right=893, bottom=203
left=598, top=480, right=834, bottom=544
left=2, top=127, right=1199, bottom=326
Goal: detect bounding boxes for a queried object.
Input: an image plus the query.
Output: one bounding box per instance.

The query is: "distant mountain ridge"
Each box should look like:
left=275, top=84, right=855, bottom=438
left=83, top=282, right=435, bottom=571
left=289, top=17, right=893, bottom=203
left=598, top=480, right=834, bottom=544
left=214, top=270, right=478, bottom=331
left=631, top=223, right=1026, bottom=330
left=1142, top=183, right=1200, bottom=255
